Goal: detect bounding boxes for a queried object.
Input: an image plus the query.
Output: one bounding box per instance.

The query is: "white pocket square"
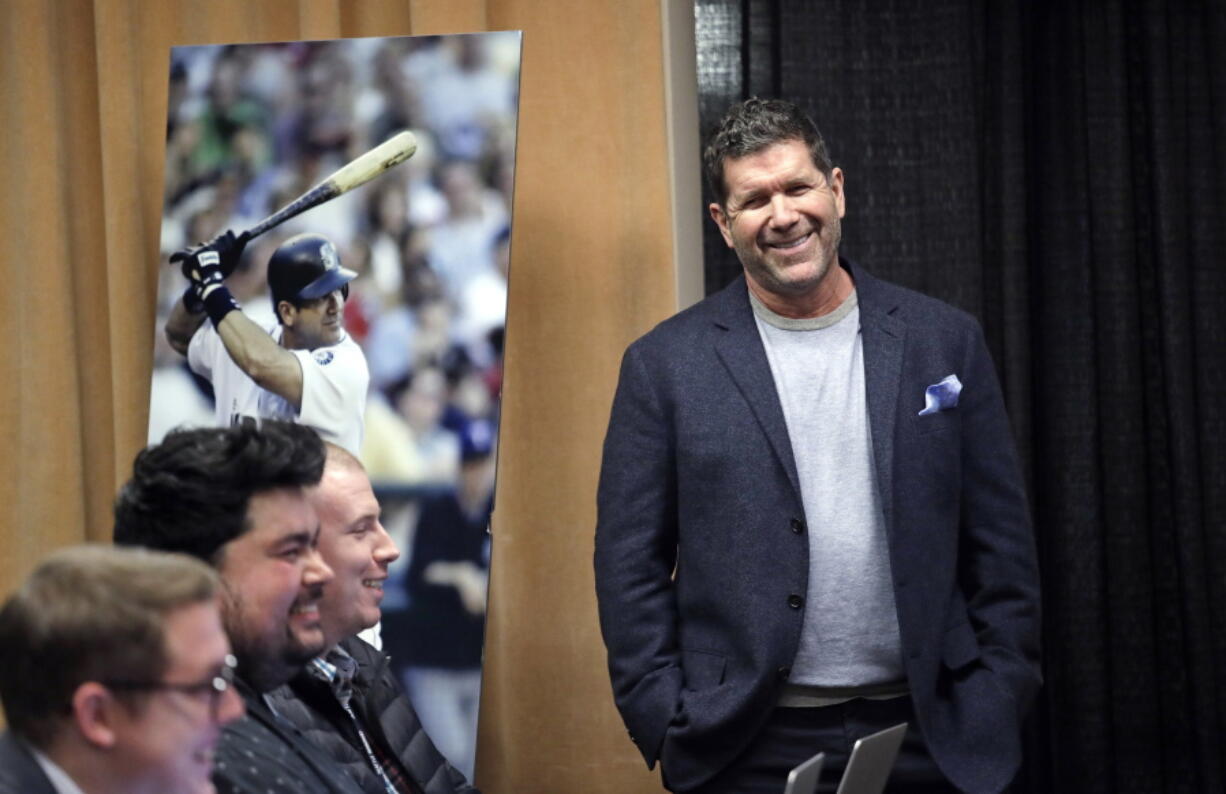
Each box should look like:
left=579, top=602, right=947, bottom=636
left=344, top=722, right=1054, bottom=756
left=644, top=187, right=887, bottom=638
left=918, top=374, right=962, bottom=416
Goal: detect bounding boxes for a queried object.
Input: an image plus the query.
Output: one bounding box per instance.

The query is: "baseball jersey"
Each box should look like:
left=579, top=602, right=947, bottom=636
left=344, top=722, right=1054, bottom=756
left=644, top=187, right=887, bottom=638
left=187, top=320, right=369, bottom=456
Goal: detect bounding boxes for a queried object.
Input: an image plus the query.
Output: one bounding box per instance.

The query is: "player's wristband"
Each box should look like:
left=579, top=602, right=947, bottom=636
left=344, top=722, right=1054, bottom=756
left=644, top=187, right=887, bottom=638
left=182, top=284, right=204, bottom=314
left=203, top=285, right=240, bottom=328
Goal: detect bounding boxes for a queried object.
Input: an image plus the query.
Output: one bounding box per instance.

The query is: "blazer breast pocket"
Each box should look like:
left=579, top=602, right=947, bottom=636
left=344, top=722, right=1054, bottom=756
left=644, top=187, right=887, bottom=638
left=914, top=408, right=959, bottom=436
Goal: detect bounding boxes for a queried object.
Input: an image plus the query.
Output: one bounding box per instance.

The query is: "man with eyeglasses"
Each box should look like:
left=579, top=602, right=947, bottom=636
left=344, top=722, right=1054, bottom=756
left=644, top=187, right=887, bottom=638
left=0, top=544, right=244, bottom=794
left=114, top=420, right=367, bottom=794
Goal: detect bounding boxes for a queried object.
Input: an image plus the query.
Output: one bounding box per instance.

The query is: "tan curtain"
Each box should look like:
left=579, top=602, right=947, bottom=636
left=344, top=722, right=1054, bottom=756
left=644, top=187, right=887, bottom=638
left=0, top=0, right=677, bottom=791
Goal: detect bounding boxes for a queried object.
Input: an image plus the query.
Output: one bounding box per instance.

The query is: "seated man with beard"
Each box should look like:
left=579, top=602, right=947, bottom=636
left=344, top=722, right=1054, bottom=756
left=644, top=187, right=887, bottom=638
left=114, top=420, right=366, bottom=794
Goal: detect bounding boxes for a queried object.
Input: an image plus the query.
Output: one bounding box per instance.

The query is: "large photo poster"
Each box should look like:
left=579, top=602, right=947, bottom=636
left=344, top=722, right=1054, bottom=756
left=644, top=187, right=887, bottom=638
left=150, top=32, right=521, bottom=780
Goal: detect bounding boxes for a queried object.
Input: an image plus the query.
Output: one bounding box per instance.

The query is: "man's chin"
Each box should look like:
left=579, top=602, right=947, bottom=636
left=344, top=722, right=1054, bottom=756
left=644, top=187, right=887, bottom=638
left=339, top=610, right=382, bottom=640
left=754, top=267, right=828, bottom=297
left=757, top=252, right=841, bottom=294
left=318, top=614, right=378, bottom=648
left=288, top=630, right=328, bottom=661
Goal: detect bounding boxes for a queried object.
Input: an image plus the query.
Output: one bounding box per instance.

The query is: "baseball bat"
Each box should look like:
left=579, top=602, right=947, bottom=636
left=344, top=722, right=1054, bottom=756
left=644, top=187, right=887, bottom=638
left=239, top=130, right=418, bottom=243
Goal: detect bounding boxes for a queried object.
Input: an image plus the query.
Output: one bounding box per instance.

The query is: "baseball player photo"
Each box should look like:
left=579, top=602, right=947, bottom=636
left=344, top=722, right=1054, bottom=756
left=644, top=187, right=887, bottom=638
left=149, top=32, right=521, bottom=781
left=166, top=229, right=369, bottom=454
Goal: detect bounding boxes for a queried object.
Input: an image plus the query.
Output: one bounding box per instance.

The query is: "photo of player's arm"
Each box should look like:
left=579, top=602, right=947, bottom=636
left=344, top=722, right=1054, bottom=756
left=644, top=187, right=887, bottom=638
left=164, top=226, right=369, bottom=455
left=162, top=128, right=420, bottom=456
left=149, top=38, right=518, bottom=475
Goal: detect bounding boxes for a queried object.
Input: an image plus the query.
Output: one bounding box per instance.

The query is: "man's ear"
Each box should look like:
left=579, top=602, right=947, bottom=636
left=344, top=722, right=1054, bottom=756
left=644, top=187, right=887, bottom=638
left=277, top=300, right=296, bottom=327
left=829, top=166, right=846, bottom=219
left=70, top=683, right=119, bottom=749
left=708, top=202, right=735, bottom=248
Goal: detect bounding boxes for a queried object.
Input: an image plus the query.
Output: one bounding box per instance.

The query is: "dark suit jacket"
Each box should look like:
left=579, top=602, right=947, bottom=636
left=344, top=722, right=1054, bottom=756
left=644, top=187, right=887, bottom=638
left=213, top=677, right=367, bottom=794
left=594, top=261, right=1042, bottom=794
left=0, top=692, right=365, bottom=794
left=0, top=732, right=57, bottom=794
left=265, top=637, right=479, bottom=794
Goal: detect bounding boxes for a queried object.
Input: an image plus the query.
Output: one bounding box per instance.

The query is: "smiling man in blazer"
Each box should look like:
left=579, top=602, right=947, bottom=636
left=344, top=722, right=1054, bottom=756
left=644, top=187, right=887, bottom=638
left=594, top=98, right=1041, bottom=794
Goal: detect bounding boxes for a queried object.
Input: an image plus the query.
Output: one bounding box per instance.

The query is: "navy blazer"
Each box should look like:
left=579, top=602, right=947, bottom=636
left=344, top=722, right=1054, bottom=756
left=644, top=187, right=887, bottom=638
left=0, top=732, right=57, bottom=794
left=594, top=261, right=1041, bottom=794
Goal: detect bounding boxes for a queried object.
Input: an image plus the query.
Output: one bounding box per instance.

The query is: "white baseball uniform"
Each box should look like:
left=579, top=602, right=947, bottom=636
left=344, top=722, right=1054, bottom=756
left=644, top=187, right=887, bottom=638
left=187, top=320, right=369, bottom=456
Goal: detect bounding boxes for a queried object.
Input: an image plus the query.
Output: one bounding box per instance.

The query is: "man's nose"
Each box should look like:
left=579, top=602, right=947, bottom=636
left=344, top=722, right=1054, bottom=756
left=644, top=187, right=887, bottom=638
left=303, top=546, right=334, bottom=586
left=373, top=522, right=400, bottom=565
left=768, top=193, right=800, bottom=227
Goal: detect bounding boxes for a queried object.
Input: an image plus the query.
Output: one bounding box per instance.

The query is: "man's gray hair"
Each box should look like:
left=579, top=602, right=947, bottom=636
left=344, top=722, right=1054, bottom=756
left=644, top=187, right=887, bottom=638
left=703, top=97, right=835, bottom=206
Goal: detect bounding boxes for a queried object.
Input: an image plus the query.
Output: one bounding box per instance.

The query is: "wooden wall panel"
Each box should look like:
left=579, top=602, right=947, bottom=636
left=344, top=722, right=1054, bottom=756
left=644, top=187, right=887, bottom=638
left=477, top=2, right=676, bottom=791
left=1, top=0, right=95, bottom=589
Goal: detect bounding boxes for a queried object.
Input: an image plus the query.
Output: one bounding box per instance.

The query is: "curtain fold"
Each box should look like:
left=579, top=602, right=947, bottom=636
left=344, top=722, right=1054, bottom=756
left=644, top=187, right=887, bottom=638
left=2, top=0, right=99, bottom=582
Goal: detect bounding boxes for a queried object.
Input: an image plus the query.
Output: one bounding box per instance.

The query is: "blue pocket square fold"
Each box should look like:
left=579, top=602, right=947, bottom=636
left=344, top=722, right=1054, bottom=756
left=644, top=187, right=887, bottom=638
left=918, top=374, right=962, bottom=416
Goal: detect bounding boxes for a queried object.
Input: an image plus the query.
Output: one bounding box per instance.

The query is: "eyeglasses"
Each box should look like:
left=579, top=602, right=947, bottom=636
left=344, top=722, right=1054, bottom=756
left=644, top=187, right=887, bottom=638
left=103, top=653, right=237, bottom=720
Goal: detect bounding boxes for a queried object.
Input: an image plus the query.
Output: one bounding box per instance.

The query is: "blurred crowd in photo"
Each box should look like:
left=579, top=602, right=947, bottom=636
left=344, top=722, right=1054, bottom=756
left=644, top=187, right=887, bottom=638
left=148, top=32, right=521, bottom=780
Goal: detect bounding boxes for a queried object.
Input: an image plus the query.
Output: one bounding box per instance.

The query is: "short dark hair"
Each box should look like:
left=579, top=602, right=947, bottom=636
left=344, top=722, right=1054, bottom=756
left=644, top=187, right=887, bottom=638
left=0, top=545, right=218, bottom=748
left=114, top=421, right=326, bottom=562
left=703, top=97, right=834, bottom=206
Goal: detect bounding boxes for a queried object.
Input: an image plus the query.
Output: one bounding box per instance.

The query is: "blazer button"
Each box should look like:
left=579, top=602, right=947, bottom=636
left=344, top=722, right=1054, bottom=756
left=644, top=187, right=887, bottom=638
left=787, top=594, right=803, bottom=609
left=790, top=518, right=804, bottom=534
left=777, top=666, right=791, bottom=681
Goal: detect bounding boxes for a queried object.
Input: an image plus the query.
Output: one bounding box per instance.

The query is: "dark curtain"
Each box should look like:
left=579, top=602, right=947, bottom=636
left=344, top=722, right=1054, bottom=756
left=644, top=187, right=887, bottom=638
left=695, top=1, right=1226, bottom=792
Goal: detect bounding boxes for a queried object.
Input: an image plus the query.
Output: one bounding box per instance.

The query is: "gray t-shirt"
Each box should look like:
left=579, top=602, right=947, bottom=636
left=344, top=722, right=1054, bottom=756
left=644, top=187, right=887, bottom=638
left=751, top=288, right=905, bottom=697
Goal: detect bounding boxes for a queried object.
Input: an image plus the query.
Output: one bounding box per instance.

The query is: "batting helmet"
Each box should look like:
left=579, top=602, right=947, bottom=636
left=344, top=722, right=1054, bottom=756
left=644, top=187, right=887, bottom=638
left=267, top=233, right=357, bottom=312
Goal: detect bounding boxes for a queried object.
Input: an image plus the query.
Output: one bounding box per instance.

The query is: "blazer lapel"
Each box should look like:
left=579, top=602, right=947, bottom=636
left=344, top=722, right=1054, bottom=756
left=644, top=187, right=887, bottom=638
left=710, top=277, right=801, bottom=499
left=848, top=262, right=905, bottom=534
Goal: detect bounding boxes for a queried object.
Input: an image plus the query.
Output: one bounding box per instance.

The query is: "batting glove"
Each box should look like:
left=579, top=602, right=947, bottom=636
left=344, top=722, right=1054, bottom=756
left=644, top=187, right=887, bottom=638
left=172, top=230, right=248, bottom=321
left=182, top=248, right=226, bottom=300
left=171, top=229, right=247, bottom=278
left=172, top=244, right=240, bottom=327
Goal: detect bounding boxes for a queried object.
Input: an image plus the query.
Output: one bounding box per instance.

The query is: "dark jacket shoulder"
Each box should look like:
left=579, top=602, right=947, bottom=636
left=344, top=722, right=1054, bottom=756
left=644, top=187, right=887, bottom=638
left=265, top=638, right=478, bottom=794
left=0, top=733, right=56, bottom=794
left=215, top=677, right=366, bottom=794
left=852, top=262, right=981, bottom=332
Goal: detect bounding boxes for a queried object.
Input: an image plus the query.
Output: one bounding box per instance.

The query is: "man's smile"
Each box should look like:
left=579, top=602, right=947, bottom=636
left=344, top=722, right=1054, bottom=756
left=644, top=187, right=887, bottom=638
left=764, top=231, right=814, bottom=251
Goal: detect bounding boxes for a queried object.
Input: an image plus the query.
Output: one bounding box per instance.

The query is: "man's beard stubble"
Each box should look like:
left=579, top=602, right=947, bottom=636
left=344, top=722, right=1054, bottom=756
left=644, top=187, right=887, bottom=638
left=742, top=215, right=842, bottom=298
left=222, top=591, right=325, bottom=693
